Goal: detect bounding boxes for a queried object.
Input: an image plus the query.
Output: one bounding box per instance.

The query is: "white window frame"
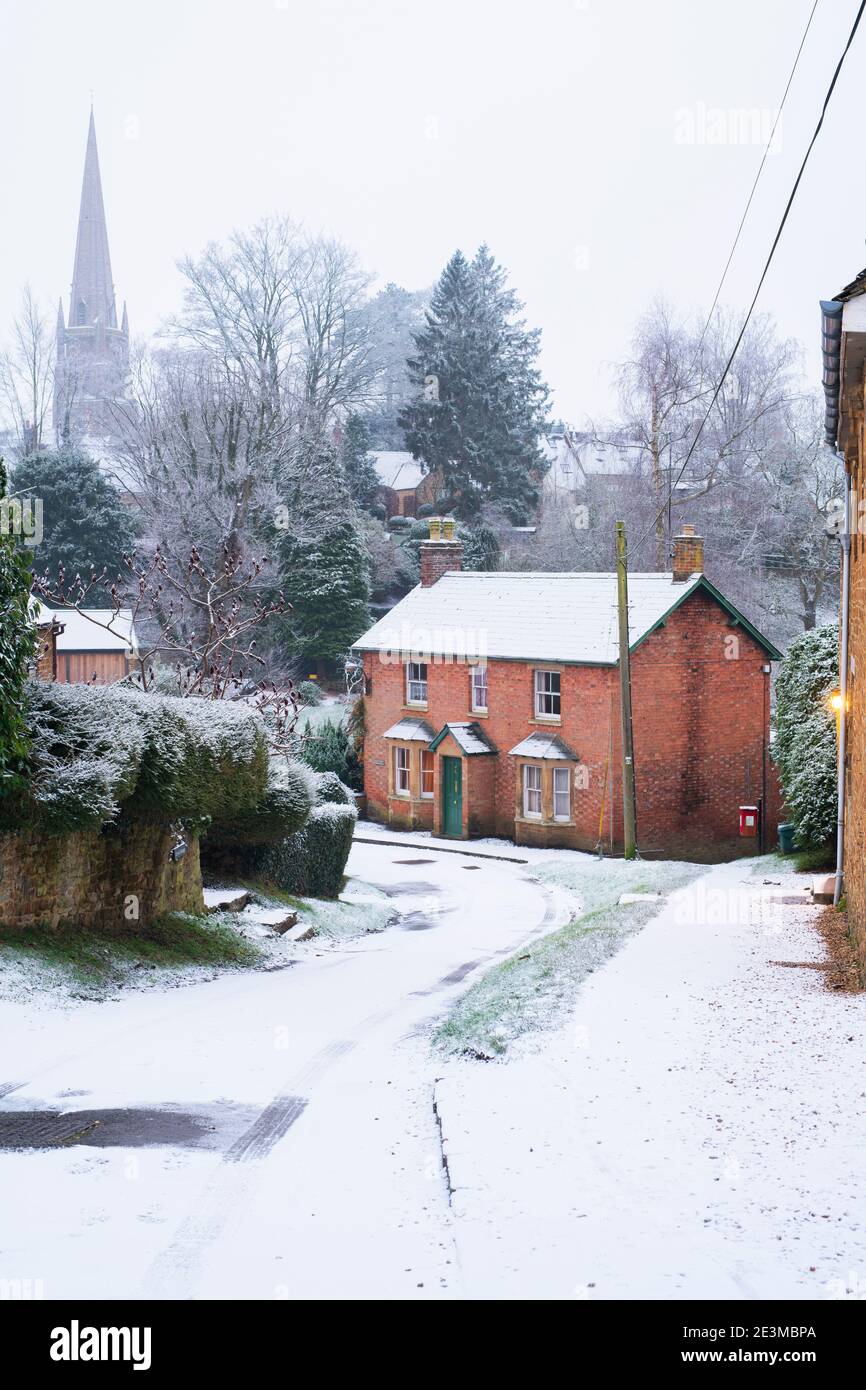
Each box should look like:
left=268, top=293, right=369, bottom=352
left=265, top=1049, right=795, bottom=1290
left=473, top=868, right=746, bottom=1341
left=553, top=766, right=571, bottom=822
left=406, top=660, right=428, bottom=705
left=394, top=746, right=411, bottom=797
left=534, top=668, right=561, bottom=719
left=420, top=749, right=435, bottom=799
left=523, top=764, right=542, bottom=818
left=470, top=664, right=488, bottom=713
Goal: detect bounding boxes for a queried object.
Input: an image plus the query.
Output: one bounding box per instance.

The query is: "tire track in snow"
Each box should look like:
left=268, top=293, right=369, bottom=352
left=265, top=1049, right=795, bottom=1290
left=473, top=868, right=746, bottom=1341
left=140, top=1037, right=357, bottom=1299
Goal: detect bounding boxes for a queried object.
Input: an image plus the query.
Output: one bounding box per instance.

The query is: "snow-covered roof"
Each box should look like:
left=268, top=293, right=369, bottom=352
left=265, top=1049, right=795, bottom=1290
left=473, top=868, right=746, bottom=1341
left=509, top=731, right=578, bottom=760
left=430, top=722, right=497, bottom=756
left=382, top=716, right=436, bottom=742
left=36, top=606, right=138, bottom=653
left=353, top=570, right=781, bottom=666
left=372, top=451, right=427, bottom=492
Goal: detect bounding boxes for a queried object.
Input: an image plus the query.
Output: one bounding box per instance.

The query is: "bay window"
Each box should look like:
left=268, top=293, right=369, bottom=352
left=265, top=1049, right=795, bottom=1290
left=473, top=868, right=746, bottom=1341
left=394, top=746, right=411, bottom=796
left=522, top=764, right=542, bottom=818
left=553, top=767, right=571, bottom=821
left=421, top=750, right=435, bottom=798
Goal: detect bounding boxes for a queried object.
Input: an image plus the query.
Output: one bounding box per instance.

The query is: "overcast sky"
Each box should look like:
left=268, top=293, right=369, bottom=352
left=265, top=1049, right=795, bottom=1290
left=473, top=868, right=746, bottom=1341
left=2, top=0, right=865, bottom=423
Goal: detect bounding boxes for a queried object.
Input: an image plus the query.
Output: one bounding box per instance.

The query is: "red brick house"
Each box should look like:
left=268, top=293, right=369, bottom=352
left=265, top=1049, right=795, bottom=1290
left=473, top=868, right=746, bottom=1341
left=352, top=523, right=782, bottom=861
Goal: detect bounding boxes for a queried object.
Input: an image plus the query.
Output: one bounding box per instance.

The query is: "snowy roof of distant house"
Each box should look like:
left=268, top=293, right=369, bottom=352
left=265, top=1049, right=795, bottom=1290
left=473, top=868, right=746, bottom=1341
left=429, top=722, right=497, bottom=756
left=352, top=571, right=781, bottom=665
left=371, top=451, right=427, bottom=492
left=34, top=606, right=138, bottom=653
left=509, top=731, right=578, bottom=760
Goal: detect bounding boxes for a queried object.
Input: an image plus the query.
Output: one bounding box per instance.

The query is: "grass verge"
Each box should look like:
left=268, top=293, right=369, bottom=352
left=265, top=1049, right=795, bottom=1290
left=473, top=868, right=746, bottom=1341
left=0, top=912, right=261, bottom=1000
left=433, top=857, right=705, bottom=1060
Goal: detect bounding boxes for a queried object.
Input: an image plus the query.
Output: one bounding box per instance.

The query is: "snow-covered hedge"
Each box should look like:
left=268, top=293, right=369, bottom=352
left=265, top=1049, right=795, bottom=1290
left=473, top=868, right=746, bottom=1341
left=313, top=770, right=354, bottom=805
left=204, top=759, right=317, bottom=847
left=259, top=800, right=357, bottom=899
left=1, top=679, right=270, bottom=836
left=201, top=766, right=357, bottom=898
left=774, top=624, right=838, bottom=848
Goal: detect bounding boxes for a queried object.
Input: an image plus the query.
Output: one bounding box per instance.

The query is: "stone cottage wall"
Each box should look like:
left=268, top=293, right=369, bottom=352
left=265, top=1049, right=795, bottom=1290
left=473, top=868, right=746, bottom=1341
left=0, top=822, right=204, bottom=931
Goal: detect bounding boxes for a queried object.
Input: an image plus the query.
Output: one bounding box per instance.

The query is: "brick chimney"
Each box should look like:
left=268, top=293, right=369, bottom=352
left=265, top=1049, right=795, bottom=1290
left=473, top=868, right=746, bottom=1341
left=672, top=523, right=704, bottom=582
left=420, top=516, right=463, bottom=586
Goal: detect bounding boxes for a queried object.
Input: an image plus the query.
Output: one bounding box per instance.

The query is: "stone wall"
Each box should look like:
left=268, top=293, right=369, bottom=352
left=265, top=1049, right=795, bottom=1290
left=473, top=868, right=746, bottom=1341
left=0, top=821, right=204, bottom=931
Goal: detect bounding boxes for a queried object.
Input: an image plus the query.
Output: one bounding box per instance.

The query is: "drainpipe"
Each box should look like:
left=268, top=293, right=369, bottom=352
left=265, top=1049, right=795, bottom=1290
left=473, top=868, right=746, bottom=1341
left=834, top=473, right=851, bottom=907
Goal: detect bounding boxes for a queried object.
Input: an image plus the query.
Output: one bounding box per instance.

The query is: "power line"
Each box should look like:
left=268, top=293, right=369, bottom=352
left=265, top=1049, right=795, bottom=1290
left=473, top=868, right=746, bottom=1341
left=635, top=0, right=865, bottom=560
left=696, top=0, right=820, bottom=354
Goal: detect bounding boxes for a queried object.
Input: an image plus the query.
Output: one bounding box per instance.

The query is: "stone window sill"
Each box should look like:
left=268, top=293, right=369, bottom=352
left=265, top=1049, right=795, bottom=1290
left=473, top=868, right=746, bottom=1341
left=514, top=814, right=575, bottom=828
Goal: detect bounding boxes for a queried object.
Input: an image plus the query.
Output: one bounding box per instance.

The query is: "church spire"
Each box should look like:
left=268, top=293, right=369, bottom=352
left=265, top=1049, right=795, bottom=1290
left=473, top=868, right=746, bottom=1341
left=68, top=110, right=118, bottom=331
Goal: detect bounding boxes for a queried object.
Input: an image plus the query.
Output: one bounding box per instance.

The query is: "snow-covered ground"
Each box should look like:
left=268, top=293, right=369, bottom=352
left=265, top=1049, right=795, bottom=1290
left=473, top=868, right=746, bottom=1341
left=1, top=841, right=863, bottom=1301
left=434, top=858, right=866, bottom=1300
left=0, top=839, right=571, bottom=1299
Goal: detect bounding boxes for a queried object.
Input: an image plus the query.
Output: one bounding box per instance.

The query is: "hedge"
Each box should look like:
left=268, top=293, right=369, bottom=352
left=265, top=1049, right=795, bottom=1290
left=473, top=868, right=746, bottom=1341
left=773, top=624, right=838, bottom=848
left=1, top=679, right=271, bottom=836
left=205, top=760, right=317, bottom=847
left=256, top=801, right=357, bottom=898
left=201, top=769, right=357, bottom=898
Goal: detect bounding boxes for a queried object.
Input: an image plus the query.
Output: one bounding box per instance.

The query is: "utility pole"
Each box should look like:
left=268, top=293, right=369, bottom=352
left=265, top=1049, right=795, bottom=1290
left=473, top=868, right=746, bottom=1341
left=616, top=520, right=637, bottom=859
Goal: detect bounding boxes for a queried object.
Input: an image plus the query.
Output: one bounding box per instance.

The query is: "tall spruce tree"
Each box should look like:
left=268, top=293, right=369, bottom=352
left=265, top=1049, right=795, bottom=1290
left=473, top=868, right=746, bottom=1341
left=399, top=246, right=550, bottom=521
left=275, top=447, right=371, bottom=674
left=13, top=447, right=140, bottom=600
left=341, top=413, right=381, bottom=511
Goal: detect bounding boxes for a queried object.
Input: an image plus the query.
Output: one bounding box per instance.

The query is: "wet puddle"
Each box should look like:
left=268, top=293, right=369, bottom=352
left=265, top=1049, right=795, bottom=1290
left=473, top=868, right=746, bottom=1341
left=400, top=913, right=437, bottom=931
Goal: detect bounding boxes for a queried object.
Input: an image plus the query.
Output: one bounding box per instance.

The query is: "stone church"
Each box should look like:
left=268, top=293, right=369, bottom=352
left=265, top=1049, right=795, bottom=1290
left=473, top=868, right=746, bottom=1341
left=54, top=110, right=129, bottom=443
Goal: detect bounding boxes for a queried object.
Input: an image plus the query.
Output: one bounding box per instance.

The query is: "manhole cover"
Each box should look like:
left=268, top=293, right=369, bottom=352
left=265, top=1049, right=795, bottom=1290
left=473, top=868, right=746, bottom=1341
left=393, top=858, right=436, bottom=866
left=462, top=865, right=482, bottom=871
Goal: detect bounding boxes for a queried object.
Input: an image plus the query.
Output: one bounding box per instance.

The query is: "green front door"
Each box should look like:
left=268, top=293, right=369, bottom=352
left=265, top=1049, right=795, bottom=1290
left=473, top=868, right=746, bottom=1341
left=441, top=756, right=463, bottom=836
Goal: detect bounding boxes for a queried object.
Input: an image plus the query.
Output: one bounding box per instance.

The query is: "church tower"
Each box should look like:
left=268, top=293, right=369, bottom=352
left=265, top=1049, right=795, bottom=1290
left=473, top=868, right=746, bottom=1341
left=54, top=109, right=129, bottom=442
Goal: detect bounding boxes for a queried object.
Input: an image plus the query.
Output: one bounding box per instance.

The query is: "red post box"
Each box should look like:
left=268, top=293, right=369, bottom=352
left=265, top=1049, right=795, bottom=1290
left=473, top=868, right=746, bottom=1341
left=739, top=804, right=759, bottom=837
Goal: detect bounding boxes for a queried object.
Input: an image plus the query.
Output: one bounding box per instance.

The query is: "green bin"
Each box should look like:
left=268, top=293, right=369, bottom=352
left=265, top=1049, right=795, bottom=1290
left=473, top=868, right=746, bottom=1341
left=778, top=822, right=796, bottom=854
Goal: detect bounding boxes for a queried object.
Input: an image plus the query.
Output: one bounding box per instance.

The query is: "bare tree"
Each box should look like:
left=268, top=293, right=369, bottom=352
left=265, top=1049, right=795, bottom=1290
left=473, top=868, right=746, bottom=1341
left=0, top=286, right=55, bottom=455
left=615, top=299, right=797, bottom=569
left=32, top=544, right=298, bottom=752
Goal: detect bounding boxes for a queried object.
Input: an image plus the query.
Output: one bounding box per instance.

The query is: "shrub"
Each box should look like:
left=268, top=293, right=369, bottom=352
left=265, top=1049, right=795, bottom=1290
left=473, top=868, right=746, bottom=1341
left=201, top=765, right=356, bottom=898
left=296, top=680, right=323, bottom=707
left=301, top=716, right=362, bottom=790
left=774, top=624, right=838, bottom=848
left=314, top=771, right=354, bottom=805
left=257, top=801, right=357, bottom=898
left=204, top=760, right=317, bottom=847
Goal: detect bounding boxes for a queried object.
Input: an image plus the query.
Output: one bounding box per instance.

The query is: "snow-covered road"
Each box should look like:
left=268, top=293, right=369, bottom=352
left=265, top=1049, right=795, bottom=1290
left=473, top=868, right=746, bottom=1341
left=0, top=840, right=564, bottom=1300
